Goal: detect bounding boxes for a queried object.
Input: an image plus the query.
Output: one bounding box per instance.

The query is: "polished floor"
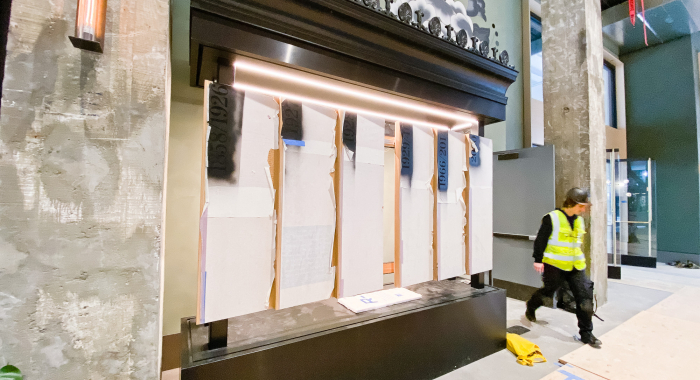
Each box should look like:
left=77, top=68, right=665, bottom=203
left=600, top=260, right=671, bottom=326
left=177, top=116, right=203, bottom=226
left=438, top=263, right=700, bottom=380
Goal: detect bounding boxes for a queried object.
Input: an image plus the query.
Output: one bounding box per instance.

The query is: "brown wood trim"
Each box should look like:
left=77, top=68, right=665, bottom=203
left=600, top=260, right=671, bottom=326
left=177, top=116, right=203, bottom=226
left=196, top=81, right=210, bottom=324
left=332, top=110, right=343, bottom=298
left=383, top=262, right=395, bottom=274
left=161, top=333, right=181, bottom=372
left=273, top=98, right=284, bottom=310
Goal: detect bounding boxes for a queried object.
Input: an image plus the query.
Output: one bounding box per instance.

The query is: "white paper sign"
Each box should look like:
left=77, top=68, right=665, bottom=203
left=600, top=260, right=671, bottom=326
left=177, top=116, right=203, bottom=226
left=338, top=288, right=422, bottom=313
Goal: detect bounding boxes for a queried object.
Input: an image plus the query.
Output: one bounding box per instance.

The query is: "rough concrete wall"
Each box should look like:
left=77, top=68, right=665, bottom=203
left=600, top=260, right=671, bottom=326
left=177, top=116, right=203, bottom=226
left=0, top=0, right=170, bottom=378
left=541, top=0, right=607, bottom=304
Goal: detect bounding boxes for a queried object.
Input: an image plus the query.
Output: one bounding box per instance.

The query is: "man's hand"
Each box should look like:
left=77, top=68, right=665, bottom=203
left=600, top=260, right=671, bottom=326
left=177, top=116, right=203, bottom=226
left=534, top=263, right=544, bottom=273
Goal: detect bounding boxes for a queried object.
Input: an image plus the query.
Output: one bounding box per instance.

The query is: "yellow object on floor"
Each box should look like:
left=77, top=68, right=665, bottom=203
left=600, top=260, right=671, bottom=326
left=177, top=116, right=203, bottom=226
left=506, top=333, right=547, bottom=366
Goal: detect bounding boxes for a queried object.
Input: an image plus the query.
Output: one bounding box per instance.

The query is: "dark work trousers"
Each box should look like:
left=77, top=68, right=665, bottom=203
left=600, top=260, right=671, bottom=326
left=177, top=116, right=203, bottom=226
left=526, top=264, right=595, bottom=336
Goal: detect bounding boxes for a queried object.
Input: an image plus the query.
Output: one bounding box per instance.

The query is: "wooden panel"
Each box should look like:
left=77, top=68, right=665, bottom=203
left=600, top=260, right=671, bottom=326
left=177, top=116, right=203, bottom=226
left=394, top=121, right=402, bottom=288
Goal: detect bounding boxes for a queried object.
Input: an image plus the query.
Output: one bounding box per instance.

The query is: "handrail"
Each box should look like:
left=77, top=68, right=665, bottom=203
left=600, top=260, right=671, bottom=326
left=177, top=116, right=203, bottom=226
left=493, top=232, right=536, bottom=241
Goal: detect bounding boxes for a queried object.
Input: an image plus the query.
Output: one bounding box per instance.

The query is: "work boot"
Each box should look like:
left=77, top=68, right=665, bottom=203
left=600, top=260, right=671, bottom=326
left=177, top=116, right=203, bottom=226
left=525, top=308, right=536, bottom=322
left=580, top=333, right=602, bottom=348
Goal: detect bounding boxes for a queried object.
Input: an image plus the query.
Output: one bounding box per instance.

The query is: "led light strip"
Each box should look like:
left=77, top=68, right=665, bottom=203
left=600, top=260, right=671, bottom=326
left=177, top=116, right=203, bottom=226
left=234, top=61, right=478, bottom=126
left=233, top=82, right=452, bottom=130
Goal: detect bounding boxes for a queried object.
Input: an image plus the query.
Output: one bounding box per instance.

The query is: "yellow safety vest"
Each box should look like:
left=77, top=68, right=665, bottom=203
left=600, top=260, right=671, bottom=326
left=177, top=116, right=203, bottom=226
left=542, top=210, right=586, bottom=271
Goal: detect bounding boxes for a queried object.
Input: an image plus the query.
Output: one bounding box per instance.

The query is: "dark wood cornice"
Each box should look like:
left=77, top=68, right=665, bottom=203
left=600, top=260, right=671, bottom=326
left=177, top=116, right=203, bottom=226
left=190, top=0, right=519, bottom=122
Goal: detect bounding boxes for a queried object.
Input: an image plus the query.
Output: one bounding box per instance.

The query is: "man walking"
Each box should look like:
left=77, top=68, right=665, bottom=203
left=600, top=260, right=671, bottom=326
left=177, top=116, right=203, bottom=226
left=525, top=187, right=602, bottom=347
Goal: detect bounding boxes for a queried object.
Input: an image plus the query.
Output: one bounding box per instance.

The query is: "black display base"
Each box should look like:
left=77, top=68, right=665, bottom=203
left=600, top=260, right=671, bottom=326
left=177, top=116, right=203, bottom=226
left=621, top=254, right=657, bottom=268
left=181, top=280, right=506, bottom=380
left=608, top=265, right=622, bottom=279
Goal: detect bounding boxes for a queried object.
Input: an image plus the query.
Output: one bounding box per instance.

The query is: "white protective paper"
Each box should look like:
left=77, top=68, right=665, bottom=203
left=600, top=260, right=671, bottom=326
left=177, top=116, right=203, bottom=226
left=437, top=131, right=467, bottom=280
left=399, top=125, right=435, bottom=287
left=202, top=91, right=279, bottom=323
left=468, top=136, right=493, bottom=274
left=338, top=113, right=385, bottom=298
left=279, top=103, right=338, bottom=309
left=338, top=287, right=422, bottom=313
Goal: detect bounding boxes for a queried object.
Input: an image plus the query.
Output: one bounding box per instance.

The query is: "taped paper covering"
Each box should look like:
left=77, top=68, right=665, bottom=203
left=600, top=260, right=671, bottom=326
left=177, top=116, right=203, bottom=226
left=279, top=103, right=338, bottom=309
left=338, top=113, right=385, bottom=298
left=338, top=287, right=422, bottom=313
left=201, top=90, right=279, bottom=323
left=437, top=131, right=468, bottom=280
left=468, top=136, right=493, bottom=274
left=399, top=125, right=435, bottom=287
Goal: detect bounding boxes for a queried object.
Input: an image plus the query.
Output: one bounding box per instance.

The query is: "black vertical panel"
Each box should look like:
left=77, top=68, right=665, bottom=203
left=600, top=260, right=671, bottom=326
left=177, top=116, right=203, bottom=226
left=437, top=131, right=449, bottom=191
left=207, top=82, right=242, bottom=180
left=0, top=0, right=12, bottom=116
left=342, top=112, right=357, bottom=154
left=400, top=123, right=413, bottom=178
left=281, top=100, right=303, bottom=141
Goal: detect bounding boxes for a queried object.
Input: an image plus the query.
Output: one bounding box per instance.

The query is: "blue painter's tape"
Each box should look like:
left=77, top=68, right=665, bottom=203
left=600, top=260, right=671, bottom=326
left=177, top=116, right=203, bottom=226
left=557, top=369, right=585, bottom=380
left=283, top=139, right=305, bottom=147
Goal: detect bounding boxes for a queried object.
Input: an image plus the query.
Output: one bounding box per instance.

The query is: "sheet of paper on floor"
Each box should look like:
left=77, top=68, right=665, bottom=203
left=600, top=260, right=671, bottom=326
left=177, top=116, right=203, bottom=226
left=338, top=112, right=385, bottom=298
left=399, top=125, right=435, bottom=287
left=200, top=90, right=278, bottom=323
left=279, top=103, right=337, bottom=309
left=436, top=131, right=468, bottom=280
left=338, top=287, right=422, bottom=313
left=468, top=136, right=493, bottom=274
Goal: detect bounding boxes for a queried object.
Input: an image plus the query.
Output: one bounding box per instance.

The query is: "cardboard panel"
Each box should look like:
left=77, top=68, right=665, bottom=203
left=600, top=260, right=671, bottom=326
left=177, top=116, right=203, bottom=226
left=467, top=136, right=493, bottom=274
left=398, top=125, right=435, bottom=287
left=436, top=131, right=468, bottom=280
left=338, top=113, right=385, bottom=297
left=199, top=90, right=279, bottom=323
left=279, top=103, right=338, bottom=309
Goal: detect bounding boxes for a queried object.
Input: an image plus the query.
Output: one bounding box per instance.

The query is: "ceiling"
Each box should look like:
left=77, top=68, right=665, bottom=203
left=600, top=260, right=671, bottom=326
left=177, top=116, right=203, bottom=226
left=602, top=0, right=700, bottom=54
left=602, top=0, right=629, bottom=11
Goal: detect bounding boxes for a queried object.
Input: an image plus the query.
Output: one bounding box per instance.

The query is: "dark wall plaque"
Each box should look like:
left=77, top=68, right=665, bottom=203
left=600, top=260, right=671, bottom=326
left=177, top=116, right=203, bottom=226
left=437, top=131, right=448, bottom=191
left=281, top=100, right=303, bottom=141
left=400, top=124, right=413, bottom=177
left=207, top=82, right=242, bottom=180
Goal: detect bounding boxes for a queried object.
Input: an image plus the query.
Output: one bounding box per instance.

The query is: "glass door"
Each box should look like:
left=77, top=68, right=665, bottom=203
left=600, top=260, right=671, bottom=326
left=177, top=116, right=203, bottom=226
left=607, top=155, right=657, bottom=261
left=625, top=159, right=657, bottom=258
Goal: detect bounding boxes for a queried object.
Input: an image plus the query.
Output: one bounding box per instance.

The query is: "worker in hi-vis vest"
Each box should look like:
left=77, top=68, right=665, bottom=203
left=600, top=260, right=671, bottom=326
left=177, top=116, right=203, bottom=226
left=525, top=187, right=602, bottom=348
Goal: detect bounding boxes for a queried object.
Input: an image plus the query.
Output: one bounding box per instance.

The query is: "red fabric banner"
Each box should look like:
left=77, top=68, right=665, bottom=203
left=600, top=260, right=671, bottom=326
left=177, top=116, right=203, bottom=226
left=629, top=0, right=636, bottom=26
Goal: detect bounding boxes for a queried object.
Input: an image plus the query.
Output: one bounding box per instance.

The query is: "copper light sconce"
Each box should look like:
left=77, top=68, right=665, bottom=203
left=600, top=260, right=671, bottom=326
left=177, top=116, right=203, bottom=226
left=69, top=0, right=107, bottom=53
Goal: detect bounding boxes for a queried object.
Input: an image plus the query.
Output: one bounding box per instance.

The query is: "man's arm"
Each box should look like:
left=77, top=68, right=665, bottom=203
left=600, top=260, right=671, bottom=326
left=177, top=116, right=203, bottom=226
left=533, top=214, right=552, bottom=263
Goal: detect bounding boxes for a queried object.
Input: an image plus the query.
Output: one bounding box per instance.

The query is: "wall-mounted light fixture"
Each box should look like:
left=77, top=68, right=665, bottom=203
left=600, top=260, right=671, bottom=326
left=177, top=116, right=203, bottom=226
left=69, top=0, right=107, bottom=53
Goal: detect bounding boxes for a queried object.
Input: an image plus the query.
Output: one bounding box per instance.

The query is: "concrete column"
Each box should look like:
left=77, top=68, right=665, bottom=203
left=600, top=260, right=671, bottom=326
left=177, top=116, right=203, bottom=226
left=0, top=0, right=170, bottom=378
left=541, top=0, right=608, bottom=304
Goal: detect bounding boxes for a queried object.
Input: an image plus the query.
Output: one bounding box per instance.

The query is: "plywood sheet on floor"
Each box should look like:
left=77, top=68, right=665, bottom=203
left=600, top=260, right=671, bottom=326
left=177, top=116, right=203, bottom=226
left=539, top=364, right=608, bottom=380
left=646, top=287, right=700, bottom=324
left=560, top=309, right=700, bottom=380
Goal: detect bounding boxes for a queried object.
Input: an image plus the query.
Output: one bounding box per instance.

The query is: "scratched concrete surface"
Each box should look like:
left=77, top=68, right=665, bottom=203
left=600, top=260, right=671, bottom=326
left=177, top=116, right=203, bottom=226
left=0, top=0, right=170, bottom=378
left=541, top=0, right=608, bottom=304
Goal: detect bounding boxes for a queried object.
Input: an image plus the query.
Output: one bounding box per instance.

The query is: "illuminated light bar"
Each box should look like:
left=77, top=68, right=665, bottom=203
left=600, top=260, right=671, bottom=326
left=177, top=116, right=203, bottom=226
left=450, top=123, right=475, bottom=132
left=233, top=82, right=451, bottom=131
left=234, top=61, right=479, bottom=126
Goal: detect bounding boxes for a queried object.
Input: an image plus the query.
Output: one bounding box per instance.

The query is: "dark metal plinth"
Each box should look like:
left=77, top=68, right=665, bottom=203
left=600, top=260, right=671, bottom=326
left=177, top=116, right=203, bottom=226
left=608, top=265, right=622, bottom=279
left=621, top=254, right=657, bottom=268
left=181, top=280, right=506, bottom=380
